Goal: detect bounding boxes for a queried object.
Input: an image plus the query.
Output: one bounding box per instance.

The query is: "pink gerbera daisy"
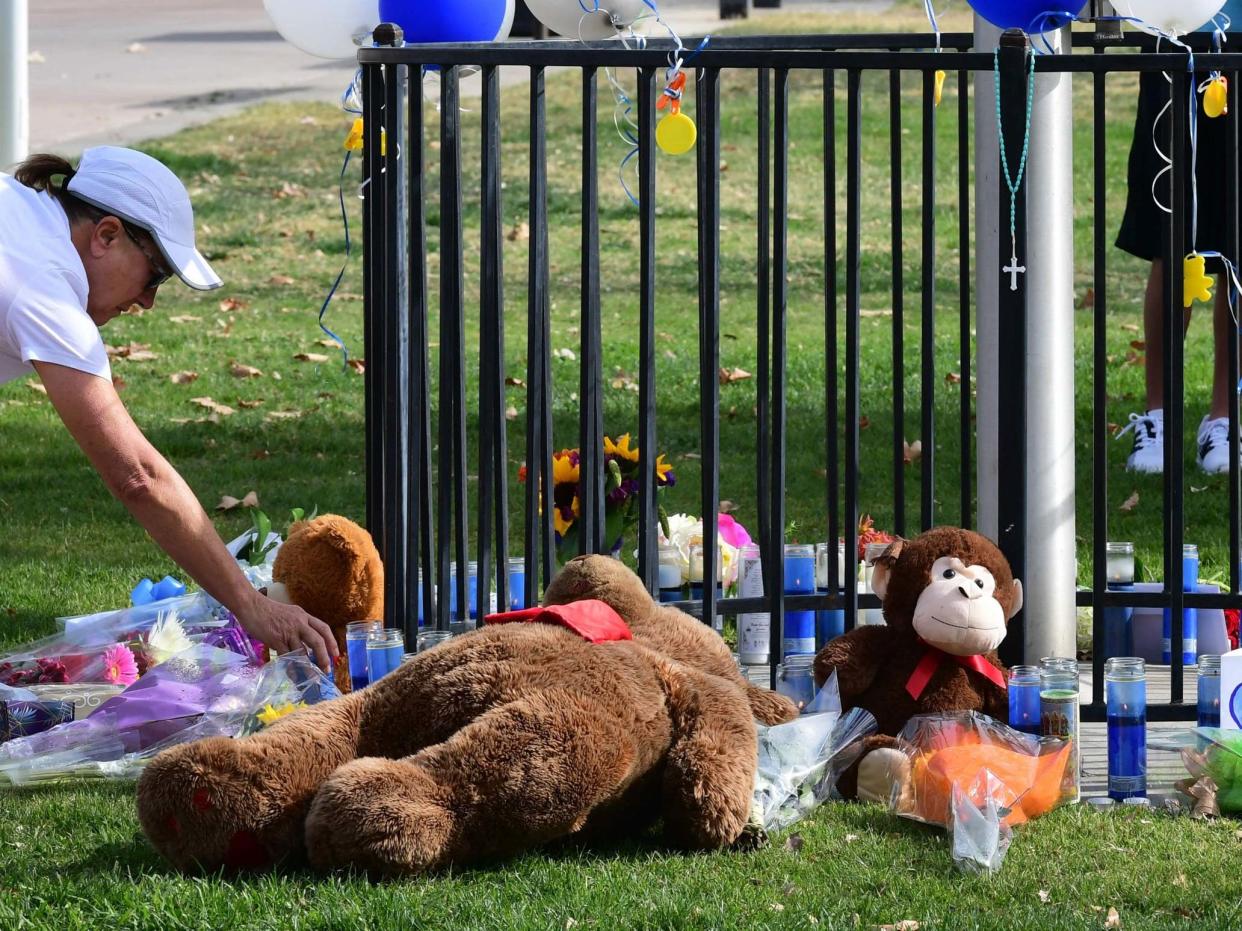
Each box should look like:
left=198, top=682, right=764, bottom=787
left=102, top=643, right=139, bottom=687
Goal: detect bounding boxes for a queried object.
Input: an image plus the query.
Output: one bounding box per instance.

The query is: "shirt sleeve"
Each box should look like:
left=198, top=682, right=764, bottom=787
left=5, top=273, right=111, bottom=381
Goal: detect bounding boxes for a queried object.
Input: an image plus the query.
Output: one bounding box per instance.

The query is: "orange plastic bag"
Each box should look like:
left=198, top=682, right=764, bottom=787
left=895, top=712, right=1072, bottom=830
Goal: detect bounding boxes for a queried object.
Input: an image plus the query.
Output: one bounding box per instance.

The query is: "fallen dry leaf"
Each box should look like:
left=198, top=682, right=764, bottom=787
left=218, top=297, right=248, bottom=313
left=880, top=923, right=920, bottom=931
left=112, top=375, right=127, bottom=391
left=903, top=439, right=923, bottom=464
left=26, top=379, right=46, bottom=395
left=1125, top=349, right=1144, bottom=367
left=1129, top=340, right=1146, bottom=351
left=230, top=362, right=263, bottom=378
left=505, top=376, right=526, bottom=389
left=565, top=920, right=578, bottom=930
left=294, top=353, right=330, bottom=363
left=553, top=347, right=576, bottom=361
left=505, top=405, right=518, bottom=421
left=216, top=495, right=241, bottom=511
left=507, top=221, right=530, bottom=242
left=169, top=371, right=199, bottom=385
left=1105, top=906, right=1121, bottom=929
left=945, top=371, right=962, bottom=384
left=190, top=397, right=235, bottom=416
left=251, top=449, right=270, bottom=460
left=859, top=309, right=892, bottom=318
left=316, top=338, right=343, bottom=349
left=768, top=903, right=785, bottom=912
left=274, top=181, right=305, bottom=199
left=169, top=314, right=201, bottom=324
left=265, top=410, right=302, bottom=422
left=844, top=833, right=859, bottom=843
left=1121, top=322, right=1140, bottom=332
left=719, top=500, right=738, bottom=514
left=719, top=366, right=752, bottom=385
left=859, top=415, right=871, bottom=430
left=1119, top=490, right=1140, bottom=512
left=268, top=274, right=296, bottom=286
left=241, top=491, right=259, bottom=508
left=1038, top=890, right=1051, bottom=904
left=783, top=833, right=804, bottom=852
left=681, top=452, right=702, bottom=460
left=237, top=399, right=264, bottom=409
left=347, top=358, right=365, bottom=374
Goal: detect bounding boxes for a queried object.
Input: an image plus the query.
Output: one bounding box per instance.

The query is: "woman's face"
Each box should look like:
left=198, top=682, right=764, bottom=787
left=80, top=216, right=170, bottom=325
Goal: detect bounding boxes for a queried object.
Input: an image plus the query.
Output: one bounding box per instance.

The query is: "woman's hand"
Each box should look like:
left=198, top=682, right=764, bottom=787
left=236, top=594, right=338, bottom=672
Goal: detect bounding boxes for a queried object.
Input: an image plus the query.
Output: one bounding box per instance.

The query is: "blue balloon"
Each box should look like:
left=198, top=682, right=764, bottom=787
left=966, top=0, right=1087, bottom=31
left=380, top=0, right=508, bottom=43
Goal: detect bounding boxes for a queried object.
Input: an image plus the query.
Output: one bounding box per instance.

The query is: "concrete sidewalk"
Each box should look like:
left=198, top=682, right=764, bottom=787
left=25, top=0, right=886, bottom=156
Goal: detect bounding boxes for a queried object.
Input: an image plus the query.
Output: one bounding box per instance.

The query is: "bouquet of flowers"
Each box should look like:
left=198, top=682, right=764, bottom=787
left=658, top=512, right=752, bottom=593
left=519, top=433, right=675, bottom=564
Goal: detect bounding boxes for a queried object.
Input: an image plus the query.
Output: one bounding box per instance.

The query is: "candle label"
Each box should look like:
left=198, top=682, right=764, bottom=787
left=1041, top=689, right=1081, bottom=802
left=737, top=555, right=769, bottom=664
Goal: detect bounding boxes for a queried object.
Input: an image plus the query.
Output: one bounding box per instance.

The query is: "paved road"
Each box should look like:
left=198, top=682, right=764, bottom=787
left=26, top=0, right=889, bottom=156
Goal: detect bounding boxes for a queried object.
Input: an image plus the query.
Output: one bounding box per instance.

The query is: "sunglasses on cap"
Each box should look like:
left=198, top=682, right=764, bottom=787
left=121, top=223, right=174, bottom=292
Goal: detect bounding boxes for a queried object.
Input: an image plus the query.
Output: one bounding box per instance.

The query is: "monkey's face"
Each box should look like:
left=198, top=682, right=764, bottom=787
left=911, top=555, right=1008, bottom=656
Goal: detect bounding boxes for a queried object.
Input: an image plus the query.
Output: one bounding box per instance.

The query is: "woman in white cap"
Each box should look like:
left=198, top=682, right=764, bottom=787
left=0, top=146, right=338, bottom=671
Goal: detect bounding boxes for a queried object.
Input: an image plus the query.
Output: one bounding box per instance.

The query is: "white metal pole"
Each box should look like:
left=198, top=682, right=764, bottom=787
left=1, top=0, right=29, bottom=171
left=974, top=16, right=1077, bottom=661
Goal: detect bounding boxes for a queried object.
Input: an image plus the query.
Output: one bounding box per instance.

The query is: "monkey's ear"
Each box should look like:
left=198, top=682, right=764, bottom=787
left=1007, top=579, right=1024, bottom=620
left=868, top=539, right=905, bottom=601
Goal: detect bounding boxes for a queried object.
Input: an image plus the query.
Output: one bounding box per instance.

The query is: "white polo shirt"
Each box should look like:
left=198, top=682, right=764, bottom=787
left=0, top=173, right=110, bottom=387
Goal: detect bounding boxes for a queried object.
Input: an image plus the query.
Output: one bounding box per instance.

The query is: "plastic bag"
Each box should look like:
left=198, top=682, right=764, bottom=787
left=752, top=671, right=879, bottom=831
left=894, top=711, right=1073, bottom=831
left=1162, top=727, right=1242, bottom=816
left=949, top=778, right=1013, bottom=874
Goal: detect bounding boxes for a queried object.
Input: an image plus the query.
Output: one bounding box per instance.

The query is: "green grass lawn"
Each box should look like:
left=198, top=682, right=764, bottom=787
left=3, top=7, right=1242, bottom=928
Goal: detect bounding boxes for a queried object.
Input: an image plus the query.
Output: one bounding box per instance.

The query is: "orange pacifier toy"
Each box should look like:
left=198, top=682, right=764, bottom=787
left=656, top=72, right=696, bottom=156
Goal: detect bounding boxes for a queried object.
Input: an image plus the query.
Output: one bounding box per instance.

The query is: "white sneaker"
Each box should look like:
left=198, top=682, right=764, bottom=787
left=1118, top=410, right=1164, bottom=474
left=1197, top=415, right=1232, bottom=474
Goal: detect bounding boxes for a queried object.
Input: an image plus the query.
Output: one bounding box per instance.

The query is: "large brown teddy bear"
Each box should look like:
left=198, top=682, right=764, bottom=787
left=267, top=515, right=385, bottom=694
left=812, top=527, right=1023, bottom=803
left=135, top=552, right=798, bottom=876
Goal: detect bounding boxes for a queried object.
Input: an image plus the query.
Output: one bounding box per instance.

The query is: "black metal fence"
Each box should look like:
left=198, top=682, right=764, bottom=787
left=358, top=28, right=1242, bottom=722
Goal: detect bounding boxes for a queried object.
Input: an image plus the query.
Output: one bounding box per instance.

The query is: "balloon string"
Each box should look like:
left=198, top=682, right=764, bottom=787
left=1026, top=11, right=1080, bottom=56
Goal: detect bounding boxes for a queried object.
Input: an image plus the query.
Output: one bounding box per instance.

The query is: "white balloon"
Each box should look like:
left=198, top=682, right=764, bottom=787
left=495, top=0, right=517, bottom=41
left=263, top=0, right=381, bottom=60
left=524, top=0, right=649, bottom=40
left=1113, top=0, right=1227, bottom=36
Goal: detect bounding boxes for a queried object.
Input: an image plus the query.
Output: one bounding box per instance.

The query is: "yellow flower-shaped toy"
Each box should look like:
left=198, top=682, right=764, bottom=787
left=256, top=702, right=304, bottom=728
left=1184, top=254, right=1214, bottom=308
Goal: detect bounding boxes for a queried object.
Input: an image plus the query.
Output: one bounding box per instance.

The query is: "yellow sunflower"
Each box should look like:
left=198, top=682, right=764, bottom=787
left=655, top=453, right=674, bottom=485
left=605, top=433, right=640, bottom=464
left=552, top=449, right=580, bottom=486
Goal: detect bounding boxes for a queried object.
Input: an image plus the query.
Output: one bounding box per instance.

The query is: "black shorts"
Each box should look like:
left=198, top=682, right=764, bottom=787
left=1116, top=70, right=1237, bottom=274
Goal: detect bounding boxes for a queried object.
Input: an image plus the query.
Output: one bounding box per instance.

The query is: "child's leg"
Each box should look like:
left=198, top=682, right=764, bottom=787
left=1210, top=276, right=1237, bottom=421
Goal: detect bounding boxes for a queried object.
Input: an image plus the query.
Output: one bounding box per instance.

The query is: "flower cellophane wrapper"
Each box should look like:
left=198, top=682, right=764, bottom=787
left=752, top=670, right=879, bottom=831
left=0, top=646, right=338, bottom=786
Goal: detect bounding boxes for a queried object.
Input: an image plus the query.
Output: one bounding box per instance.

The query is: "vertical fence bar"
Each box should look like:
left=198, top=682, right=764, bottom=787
left=1090, top=56, right=1108, bottom=709
left=889, top=68, right=907, bottom=538
left=440, top=66, right=469, bottom=630
left=825, top=67, right=840, bottom=599
left=580, top=66, right=604, bottom=557
left=526, top=66, right=552, bottom=604
left=1229, top=71, right=1240, bottom=598
left=698, top=66, right=723, bottom=630
left=844, top=69, right=862, bottom=630
left=637, top=66, right=658, bottom=592
left=1167, top=69, right=1187, bottom=705
left=996, top=36, right=1028, bottom=665
left=408, top=61, right=436, bottom=632
left=382, top=55, right=410, bottom=633
left=957, top=68, right=973, bottom=530
left=362, top=60, right=386, bottom=587
left=920, top=67, right=937, bottom=533
left=767, top=67, right=791, bottom=656
left=757, top=69, right=775, bottom=682
left=479, top=64, right=506, bottom=618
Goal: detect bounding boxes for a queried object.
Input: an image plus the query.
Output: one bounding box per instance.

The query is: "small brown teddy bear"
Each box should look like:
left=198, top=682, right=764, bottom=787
left=812, top=527, right=1022, bottom=803
left=135, top=551, right=798, bottom=876
left=267, top=515, right=385, bottom=693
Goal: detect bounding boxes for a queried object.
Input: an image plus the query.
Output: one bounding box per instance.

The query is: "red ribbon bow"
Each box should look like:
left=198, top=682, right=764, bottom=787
left=905, top=644, right=1007, bottom=701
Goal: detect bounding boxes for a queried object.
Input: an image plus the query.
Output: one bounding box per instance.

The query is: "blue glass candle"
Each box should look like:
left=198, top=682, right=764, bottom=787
left=783, top=544, right=816, bottom=657
left=345, top=620, right=382, bottom=690
left=366, top=628, right=390, bottom=684
left=508, top=557, right=527, bottom=610
left=658, top=544, right=684, bottom=603
left=1163, top=544, right=1199, bottom=664
left=1008, top=664, right=1041, bottom=736
left=1103, top=542, right=1135, bottom=659
left=1198, top=655, right=1222, bottom=727
left=1106, top=657, right=1147, bottom=801
left=815, top=542, right=845, bottom=648
left=382, top=628, right=404, bottom=672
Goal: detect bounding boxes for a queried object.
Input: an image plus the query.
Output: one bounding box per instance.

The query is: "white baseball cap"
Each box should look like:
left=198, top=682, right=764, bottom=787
left=66, top=146, right=222, bottom=291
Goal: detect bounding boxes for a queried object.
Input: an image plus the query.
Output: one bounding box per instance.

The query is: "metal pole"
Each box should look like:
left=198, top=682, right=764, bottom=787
left=1, top=0, right=29, bottom=170
left=975, top=16, right=1077, bottom=662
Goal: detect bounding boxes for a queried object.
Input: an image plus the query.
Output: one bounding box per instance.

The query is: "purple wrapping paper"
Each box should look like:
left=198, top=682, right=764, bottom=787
left=1, top=700, right=74, bottom=742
